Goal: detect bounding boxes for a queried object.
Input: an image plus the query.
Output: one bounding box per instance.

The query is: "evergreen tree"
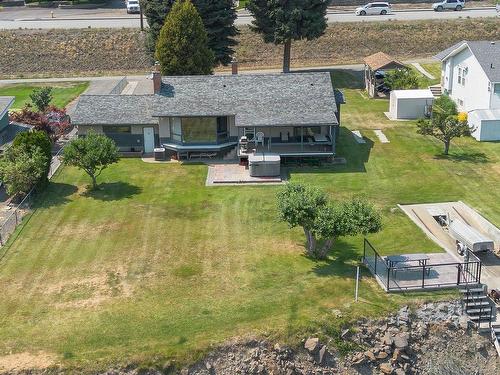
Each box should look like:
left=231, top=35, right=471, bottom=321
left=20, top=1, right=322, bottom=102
left=155, top=0, right=215, bottom=75
left=247, top=0, right=328, bottom=73
left=142, top=0, right=237, bottom=66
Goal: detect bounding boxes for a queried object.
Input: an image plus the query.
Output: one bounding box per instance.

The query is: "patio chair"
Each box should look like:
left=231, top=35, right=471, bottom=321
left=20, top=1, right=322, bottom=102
left=255, top=132, right=265, bottom=148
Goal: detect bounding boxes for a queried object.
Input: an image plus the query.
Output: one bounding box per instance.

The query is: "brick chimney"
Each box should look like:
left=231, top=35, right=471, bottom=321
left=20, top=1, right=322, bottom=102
left=231, top=57, right=238, bottom=75
left=152, top=61, right=162, bottom=94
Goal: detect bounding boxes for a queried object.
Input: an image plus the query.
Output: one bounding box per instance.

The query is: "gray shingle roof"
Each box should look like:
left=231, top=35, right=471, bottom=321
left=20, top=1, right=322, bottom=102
left=71, top=72, right=339, bottom=127
left=152, top=72, right=338, bottom=127
left=0, top=122, right=33, bottom=151
left=434, top=40, right=500, bottom=83
left=0, top=96, right=15, bottom=116
left=71, top=95, right=156, bottom=125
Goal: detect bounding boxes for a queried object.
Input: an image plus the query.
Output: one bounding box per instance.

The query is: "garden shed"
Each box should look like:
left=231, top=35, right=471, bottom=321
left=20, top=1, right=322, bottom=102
left=389, top=89, right=434, bottom=120
left=468, top=109, right=500, bottom=141
left=363, top=52, right=406, bottom=98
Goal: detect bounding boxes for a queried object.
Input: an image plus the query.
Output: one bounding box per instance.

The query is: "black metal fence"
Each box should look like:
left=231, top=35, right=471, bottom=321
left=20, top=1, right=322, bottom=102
left=362, top=239, right=482, bottom=292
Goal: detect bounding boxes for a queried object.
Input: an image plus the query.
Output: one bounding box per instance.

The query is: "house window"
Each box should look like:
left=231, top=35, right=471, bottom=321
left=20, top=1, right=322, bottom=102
left=171, top=120, right=182, bottom=142
left=457, top=99, right=464, bottom=107
left=494, top=83, right=500, bottom=94
left=457, top=68, right=462, bottom=84
left=103, top=126, right=131, bottom=133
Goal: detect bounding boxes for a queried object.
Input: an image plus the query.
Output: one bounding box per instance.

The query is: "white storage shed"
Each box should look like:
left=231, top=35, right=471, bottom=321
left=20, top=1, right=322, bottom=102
left=389, top=89, right=435, bottom=120
left=468, top=109, right=500, bottom=141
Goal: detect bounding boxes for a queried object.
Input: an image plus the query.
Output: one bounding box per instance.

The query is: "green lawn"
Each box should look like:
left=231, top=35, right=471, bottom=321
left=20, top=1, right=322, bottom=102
left=0, top=82, right=89, bottom=110
left=0, top=81, right=499, bottom=372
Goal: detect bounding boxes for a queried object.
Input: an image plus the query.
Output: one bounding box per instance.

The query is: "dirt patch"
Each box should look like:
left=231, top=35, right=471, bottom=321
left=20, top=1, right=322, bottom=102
left=0, top=351, right=56, bottom=373
left=41, top=265, right=133, bottom=309
left=0, top=19, right=498, bottom=78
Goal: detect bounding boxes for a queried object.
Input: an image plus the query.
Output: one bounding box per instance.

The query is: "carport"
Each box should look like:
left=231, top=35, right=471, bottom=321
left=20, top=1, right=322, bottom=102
left=363, top=52, right=406, bottom=98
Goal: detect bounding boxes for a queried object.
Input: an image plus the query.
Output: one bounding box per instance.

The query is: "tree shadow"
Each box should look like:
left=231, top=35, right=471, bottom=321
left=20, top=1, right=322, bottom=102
left=289, top=127, right=374, bottom=174
left=309, top=240, right=361, bottom=279
left=434, top=151, right=489, bottom=164
left=82, top=182, right=142, bottom=201
left=36, top=182, right=78, bottom=208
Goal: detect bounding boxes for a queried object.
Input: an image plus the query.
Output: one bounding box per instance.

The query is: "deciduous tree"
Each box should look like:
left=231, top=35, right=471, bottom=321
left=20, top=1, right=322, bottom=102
left=0, top=144, right=48, bottom=197
left=29, top=87, right=53, bottom=112
left=155, top=0, right=215, bottom=75
left=63, top=131, right=119, bottom=189
left=247, top=0, right=328, bottom=73
left=417, top=95, right=472, bottom=155
left=13, top=131, right=53, bottom=182
left=277, top=184, right=381, bottom=260
left=384, top=68, right=420, bottom=90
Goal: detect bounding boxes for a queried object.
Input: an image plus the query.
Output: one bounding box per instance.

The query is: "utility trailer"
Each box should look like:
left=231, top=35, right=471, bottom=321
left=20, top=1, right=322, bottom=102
left=448, top=219, right=494, bottom=254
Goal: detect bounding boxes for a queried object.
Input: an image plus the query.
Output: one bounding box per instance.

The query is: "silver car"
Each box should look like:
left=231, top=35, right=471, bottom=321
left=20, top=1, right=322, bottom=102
left=432, top=0, right=465, bottom=11
left=355, top=2, right=392, bottom=16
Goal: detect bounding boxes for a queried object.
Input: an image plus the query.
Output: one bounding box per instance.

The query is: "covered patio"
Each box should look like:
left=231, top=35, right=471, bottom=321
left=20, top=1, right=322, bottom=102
left=237, top=125, right=336, bottom=158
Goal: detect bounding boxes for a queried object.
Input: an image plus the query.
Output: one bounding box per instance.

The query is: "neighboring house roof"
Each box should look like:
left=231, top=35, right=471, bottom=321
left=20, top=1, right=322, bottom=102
left=72, top=72, right=340, bottom=128
left=0, top=96, right=15, bottom=119
left=363, top=52, right=405, bottom=71
left=0, top=122, right=33, bottom=151
left=71, top=95, right=156, bottom=125
left=434, top=40, right=500, bottom=83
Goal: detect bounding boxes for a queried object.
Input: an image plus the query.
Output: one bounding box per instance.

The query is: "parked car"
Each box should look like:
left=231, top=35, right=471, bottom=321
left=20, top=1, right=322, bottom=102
left=432, top=0, right=465, bottom=11
left=355, top=2, right=392, bottom=16
left=126, top=0, right=140, bottom=14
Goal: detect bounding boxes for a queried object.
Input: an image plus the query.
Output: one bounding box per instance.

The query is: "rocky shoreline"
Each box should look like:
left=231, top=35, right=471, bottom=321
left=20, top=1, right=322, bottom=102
left=176, top=300, right=499, bottom=375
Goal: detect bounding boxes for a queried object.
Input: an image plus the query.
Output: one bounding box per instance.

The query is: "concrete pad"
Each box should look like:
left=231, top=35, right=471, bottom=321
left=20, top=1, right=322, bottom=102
left=206, top=163, right=285, bottom=186
left=374, top=129, right=390, bottom=143
left=351, top=130, right=366, bottom=144
left=399, top=201, right=500, bottom=289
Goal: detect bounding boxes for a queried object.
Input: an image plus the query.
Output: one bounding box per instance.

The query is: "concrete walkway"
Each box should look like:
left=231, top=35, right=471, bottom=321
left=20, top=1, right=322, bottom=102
left=0, top=58, right=437, bottom=85
left=411, top=62, right=436, bottom=80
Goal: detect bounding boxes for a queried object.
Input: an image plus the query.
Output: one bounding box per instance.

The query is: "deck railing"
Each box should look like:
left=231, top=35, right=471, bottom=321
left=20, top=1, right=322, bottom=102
left=362, top=239, right=482, bottom=292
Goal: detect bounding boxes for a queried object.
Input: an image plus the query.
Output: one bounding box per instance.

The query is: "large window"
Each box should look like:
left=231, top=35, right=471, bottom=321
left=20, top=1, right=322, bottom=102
left=103, top=126, right=131, bottom=134
left=170, top=117, right=228, bottom=144
left=182, top=117, right=217, bottom=143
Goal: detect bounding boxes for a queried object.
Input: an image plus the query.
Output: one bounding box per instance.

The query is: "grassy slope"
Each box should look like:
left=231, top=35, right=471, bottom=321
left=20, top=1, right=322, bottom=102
left=0, top=77, right=499, bottom=371
left=0, top=82, right=89, bottom=110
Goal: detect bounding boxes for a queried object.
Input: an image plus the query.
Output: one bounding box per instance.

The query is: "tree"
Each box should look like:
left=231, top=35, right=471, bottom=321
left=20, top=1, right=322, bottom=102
left=0, top=144, right=49, bottom=197
left=417, top=95, right=472, bottom=155
left=277, top=184, right=381, bottom=260
left=63, top=131, right=119, bottom=189
left=29, top=87, right=53, bottom=112
left=13, top=131, right=53, bottom=182
left=142, top=0, right=237, bottom=66
left=247, top=0, right=328, bottom=73
left=155, top=0, right=215, bottom=75
left=384, top=68, right=420, bottom=90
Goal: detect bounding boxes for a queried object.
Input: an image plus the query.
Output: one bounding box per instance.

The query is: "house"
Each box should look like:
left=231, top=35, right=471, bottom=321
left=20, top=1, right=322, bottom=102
left=435, top=40, right=500, bottom=141
left=71, top=67, right=344, bottom=161
left=363, top=52, right=406, bottom=98
left=0, top=96, right=32, bottom=152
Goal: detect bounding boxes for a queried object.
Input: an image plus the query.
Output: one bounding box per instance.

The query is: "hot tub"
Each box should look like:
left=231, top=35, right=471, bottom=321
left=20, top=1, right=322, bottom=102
left=248, top=153, right=281, bottom=177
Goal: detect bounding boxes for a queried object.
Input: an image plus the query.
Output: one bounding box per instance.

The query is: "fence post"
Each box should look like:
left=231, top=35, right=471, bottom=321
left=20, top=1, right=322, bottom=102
left=355, top=266, right=360, bottom=302
left=457, top=263, right=462, bottom=285
left=477, top=262, right=482, bottom=284
left=421, top=265, right=425, bottom=289
left=386, top=266, right=390, bottom=291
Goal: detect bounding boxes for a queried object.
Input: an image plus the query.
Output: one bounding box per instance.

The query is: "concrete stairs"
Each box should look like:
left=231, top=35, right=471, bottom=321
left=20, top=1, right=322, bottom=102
left=429, top=85, right=443, bottom=97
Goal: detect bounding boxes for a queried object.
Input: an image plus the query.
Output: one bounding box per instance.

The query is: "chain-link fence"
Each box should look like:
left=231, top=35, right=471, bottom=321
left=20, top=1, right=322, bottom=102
left=0, top=131, right=75, bottom=246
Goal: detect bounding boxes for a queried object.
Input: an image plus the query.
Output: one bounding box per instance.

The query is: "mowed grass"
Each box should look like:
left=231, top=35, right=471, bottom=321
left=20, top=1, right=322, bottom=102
left=0, top=84, right=499, bottom=371
left=0, top=82, right=89, bottom=110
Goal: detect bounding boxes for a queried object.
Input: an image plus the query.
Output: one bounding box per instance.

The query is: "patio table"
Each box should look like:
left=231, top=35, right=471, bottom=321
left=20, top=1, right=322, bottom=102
left=386, top=254, right=431, bottom=277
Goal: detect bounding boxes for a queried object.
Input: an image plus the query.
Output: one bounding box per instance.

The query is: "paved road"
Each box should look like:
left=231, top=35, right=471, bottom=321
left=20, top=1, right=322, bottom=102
left=0, top=6, right=497, bottom=29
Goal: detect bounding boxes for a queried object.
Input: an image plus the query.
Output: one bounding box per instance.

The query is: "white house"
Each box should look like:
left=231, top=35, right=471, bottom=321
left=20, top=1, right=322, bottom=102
left=435, top=40, right=500, bottom=141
